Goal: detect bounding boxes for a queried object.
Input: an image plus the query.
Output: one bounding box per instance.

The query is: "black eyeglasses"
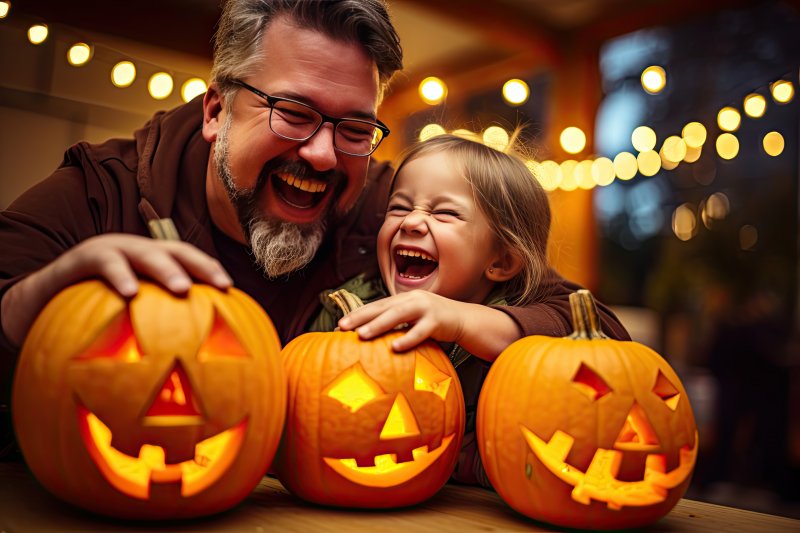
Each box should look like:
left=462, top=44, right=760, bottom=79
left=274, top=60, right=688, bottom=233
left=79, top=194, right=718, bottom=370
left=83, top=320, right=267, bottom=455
left=232, top=79, right=389, bottom=157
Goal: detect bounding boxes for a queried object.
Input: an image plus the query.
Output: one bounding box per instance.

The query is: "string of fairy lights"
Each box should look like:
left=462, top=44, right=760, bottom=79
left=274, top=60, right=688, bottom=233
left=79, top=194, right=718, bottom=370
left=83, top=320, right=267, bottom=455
left=0, top=1, right=209, bottom=103
left=415, top=71, right=796, bottom=194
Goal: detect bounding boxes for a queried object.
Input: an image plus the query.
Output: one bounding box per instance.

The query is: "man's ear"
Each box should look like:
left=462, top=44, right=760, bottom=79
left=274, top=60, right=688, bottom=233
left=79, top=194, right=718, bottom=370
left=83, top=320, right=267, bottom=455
left=202, top=84, right=224, bottom=142
left=486, top=250, right=524, bottom=282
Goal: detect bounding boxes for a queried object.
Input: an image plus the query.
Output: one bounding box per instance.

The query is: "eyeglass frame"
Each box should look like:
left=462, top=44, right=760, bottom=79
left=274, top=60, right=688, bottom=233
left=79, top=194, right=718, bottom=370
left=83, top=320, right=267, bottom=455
left=230, top=79, right=390, bottom=157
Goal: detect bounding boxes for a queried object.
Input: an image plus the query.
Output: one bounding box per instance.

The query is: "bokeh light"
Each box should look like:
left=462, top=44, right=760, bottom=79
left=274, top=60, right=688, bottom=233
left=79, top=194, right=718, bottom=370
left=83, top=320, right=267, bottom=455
left=743, top=93, right=766, bottom=118
left=27, top=24, right=48, bottom=45
left=631, top=126, right=657, bottom=152
left=682, top=122, right=707, bottom=148
left=770, top=80, right=794, bottom=104
left=716, top=133, right=740, bottom=160
left=592, top=157, right=615, bottom=186
left=662, top=136, right=687, bottom=163
left=181, top=78, right=208, bottom=102
left=483, top=126, right=509, bottom=151
left=502, top=79, right=529, bottom=105
left=419, top=123, right=446, bottom=142
left=763, top=131, right=785, bottom=156
left=0, top=1, right=10, bottom=18
left=739, top=225, right=758, bottom=250
left=560, top=126, right=586, bottom=154
left=111, top=61, right=136, bottom=88
left=672, top=203, right=697, bottom=241
left=148, top=72, right=174, bottom=100
left=536, top=160, right=561, bottom=191
left=637, top=150, right=661, bottom=176
left=419, top=77, right=447, bottom=105
left=559, top=160, right=578, bottom=191
left=613, top=152, right=638, bottom=180
left=717, top=107, right=741, bottom=132
left=67, top=43, right=93, bottom=66
left=641, top=65, right=666, bottom=94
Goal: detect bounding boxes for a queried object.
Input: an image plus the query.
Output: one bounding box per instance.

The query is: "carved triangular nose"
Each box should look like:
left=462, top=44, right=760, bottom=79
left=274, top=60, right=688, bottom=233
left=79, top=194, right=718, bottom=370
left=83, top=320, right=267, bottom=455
left=379, top=393, right=420, bottom=439
left=145, top=362, right=201, bottom=418
left=614, top=401, right=659, bottom=449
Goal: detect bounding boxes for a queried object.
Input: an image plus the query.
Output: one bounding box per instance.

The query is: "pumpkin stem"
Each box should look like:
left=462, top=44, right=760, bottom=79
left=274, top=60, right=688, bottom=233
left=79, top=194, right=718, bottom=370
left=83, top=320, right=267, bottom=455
left=328, top=289, right=365, bottom=316
left=147, top=218, right=181, bottom=241
left=568, top=290, right=608, bottom=340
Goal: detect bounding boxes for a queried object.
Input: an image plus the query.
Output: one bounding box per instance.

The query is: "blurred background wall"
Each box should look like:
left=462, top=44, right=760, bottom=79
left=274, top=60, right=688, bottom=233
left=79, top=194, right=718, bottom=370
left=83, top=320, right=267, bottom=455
left=1, top=0, right=798, bottom=518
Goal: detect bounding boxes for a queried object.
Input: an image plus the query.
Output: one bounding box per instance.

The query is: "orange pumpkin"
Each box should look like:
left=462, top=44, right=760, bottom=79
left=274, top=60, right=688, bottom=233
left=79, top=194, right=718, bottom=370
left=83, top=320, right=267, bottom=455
left=477, top=290, right=697, bottom=530
left=12, top=280, right=286, bottom=519
left=274, top=329, right=464, bottom=507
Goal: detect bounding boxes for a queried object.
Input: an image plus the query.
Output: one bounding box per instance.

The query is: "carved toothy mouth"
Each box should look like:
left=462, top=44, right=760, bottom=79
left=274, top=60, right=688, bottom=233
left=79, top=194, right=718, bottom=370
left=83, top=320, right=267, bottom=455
left=521, top=426, right=698, bottom=510
left=323, top=434, right=455, bottom=487
left=77, top=406, right=246, bottom=500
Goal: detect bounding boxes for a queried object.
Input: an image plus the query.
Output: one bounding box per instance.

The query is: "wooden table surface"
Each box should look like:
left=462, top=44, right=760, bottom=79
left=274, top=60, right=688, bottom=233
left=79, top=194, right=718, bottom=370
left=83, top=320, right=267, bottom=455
left=1, top=461, right=798, bottom=532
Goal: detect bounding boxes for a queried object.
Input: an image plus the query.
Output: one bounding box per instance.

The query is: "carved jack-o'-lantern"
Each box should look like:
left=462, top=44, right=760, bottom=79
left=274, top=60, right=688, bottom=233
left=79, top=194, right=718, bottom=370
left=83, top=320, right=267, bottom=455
left=477, top=290, right=697, bottom=530
left=274, top=327, right=465, bottom=508
left=12, top=280, right=286, bottom=519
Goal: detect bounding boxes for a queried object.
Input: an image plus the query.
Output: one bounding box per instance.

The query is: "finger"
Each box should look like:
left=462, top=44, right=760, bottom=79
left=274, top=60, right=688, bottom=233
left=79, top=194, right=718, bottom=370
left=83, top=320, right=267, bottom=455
left=338, top=301, right=389, bottom=330
left=124, top=249, right=193, bottom=294
left=164, top=242, right=233, bottom=289
left=354, top=306, right=417, bottom=340
left=390, top=322, right=433, bottom=352
left=92, top=252, right=140, bottom=297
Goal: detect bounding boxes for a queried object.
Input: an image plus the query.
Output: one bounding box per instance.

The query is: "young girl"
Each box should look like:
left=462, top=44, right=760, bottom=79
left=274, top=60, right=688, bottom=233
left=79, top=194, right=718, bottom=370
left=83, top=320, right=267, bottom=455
left=312, top=133, right=628, bottom=486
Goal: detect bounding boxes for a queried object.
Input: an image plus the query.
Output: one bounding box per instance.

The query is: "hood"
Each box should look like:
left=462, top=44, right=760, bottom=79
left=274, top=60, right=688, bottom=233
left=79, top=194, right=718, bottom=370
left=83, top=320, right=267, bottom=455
left=133, top=96, right=208, bottom=224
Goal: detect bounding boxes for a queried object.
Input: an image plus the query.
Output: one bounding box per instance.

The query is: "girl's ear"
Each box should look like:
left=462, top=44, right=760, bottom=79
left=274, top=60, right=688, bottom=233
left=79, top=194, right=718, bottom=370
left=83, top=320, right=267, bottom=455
left=202, top=84, right=224, bottom=142
left=486, top=250, right=524, bottom=282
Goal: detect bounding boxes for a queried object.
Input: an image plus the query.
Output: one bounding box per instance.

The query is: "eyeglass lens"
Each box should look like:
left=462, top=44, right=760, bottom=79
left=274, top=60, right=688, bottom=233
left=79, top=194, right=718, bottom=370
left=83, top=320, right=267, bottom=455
left=270, top=100, right=384, bottom=155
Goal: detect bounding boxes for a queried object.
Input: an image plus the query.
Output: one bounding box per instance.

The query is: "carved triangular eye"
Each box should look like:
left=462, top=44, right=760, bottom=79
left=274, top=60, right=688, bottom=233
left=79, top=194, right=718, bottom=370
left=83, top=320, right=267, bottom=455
left=572, top=363, right=611, bottom=400
left=653, top=369, right=680, bottom=410
left=324, top=363, right=384, bottom=412
left=78, top=310, right=141, bottom=362
left=197, top=312, right=249, bottom=361
left=414, top=355, right=451, bottom=400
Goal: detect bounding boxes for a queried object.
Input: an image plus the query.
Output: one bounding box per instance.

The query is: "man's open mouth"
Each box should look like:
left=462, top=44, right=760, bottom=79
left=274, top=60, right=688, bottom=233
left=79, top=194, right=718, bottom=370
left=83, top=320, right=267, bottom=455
left=395, top=248, right=438, bottom=280
left=273, top=171, right=328, bottom=209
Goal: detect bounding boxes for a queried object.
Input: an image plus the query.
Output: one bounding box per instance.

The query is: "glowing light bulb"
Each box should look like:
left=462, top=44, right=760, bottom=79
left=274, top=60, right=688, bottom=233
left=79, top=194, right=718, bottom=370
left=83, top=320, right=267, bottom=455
left=560, top=127, right=586, bottom=154
left=181, top=78, right=207, bottom=102
left=717, top=107, right=741, bottom=132
left=27, top=24, right=48, bottom=45
left=111, top=61, right=136, bottom=88
left=502, top=79, right=529, bottom=105
left=762, top=131, right=784, bottom=156
left=641, top=66, right=666, bottom=94
left=743, top=93, right=766, bottom=118
left=419, top=123, right=446, bottom=142
left=419, top=77, right=446, bottom=105
left=148, top=72, right=174, bottom=100
left=770, top=80, right=794, bottom=104
left=67, top=43, right=93, bottom=66
left=483, top=126, right=509, bottom=151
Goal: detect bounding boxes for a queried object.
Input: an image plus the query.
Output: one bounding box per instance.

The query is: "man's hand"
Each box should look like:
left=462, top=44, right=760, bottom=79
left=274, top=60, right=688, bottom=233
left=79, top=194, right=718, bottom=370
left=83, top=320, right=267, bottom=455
left=1, top=234, right=233, bottom=347
left=337, top=290, right=522, bottom=361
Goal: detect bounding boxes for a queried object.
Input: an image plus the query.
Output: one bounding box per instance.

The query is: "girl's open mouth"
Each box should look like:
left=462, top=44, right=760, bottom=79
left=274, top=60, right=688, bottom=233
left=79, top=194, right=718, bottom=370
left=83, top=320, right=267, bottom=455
left=395, top=248, right=438, bottom=280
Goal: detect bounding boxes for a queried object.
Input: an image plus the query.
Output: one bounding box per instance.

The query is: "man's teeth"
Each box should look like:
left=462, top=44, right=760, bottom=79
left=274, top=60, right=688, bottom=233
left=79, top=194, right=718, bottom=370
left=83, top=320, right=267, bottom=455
left=277, top=173, right=327, bottom=193
left=396, top=249, right=436, bottom=262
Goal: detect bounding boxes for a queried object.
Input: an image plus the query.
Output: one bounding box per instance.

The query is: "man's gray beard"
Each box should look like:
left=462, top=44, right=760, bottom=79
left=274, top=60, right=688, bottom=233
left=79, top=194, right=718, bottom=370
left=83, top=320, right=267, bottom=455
left=213, top=113, right=325, bottom=278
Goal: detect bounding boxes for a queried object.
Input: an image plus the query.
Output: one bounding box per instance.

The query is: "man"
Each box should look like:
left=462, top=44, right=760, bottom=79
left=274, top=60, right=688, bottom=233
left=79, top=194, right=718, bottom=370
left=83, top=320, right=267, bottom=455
left=0, top=0, right=627, bottom=457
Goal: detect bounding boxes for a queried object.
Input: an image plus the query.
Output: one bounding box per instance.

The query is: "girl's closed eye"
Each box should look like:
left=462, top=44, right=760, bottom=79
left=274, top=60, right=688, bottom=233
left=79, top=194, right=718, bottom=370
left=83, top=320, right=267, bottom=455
left=433, top=209, right=461, bottom=220
left=387, top=203, right=411, bottom=215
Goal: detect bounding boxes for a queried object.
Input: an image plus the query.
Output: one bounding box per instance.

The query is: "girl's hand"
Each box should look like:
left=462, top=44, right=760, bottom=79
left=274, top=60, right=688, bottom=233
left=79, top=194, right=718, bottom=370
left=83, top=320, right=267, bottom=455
left=338, top=290, right=523, bottom=360
left=337, top=290, right=466, bottom=353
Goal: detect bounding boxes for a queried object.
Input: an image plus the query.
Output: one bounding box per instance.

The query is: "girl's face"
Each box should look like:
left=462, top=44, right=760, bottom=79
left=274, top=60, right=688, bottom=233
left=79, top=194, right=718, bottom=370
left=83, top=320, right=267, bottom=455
left=377, top=151, right=500, bottom=303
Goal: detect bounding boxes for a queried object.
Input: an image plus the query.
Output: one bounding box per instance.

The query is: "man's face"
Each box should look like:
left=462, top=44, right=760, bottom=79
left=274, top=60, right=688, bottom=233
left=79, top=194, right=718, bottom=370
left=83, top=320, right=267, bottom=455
left=203, top=15, right=381, bottom=275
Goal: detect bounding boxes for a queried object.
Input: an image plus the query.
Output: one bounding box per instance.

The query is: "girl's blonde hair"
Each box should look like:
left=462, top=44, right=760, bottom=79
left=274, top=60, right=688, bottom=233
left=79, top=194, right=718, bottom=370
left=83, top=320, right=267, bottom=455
left=392, top=134, right=551, bottom=305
